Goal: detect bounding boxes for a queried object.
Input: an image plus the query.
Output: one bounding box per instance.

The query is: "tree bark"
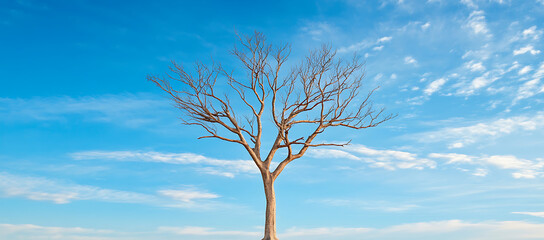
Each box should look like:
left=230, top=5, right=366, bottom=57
left=262, top=172, right=278, bottom=240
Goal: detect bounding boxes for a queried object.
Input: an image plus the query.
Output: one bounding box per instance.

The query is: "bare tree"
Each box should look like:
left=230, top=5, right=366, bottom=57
left=147, top=32, right=394, bottom=240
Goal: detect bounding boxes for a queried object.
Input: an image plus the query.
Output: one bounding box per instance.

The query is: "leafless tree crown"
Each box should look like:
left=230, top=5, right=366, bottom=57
left=148, top=32, right=394, bottom=179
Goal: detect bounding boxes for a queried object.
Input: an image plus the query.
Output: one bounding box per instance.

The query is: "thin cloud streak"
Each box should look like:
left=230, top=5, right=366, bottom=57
left=309, top=144, right=436, bottom=170
left=71, top=151, right=258, bottom=178
left=0, top=172, right=223, bottom=209
left=5, top=220, right=544, bottom=240
left=412, top=112, right=544, bottom=148
left=162, top=220, right=544, bottom=240
left=0, top=94, right=175, bottom=129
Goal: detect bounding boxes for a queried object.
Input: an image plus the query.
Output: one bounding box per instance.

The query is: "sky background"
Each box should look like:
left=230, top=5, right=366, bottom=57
left=1, top=0, right=544, bottom=239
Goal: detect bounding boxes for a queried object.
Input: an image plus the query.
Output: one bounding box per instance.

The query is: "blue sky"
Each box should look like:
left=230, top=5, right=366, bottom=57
left=1, top=0, right=544, bottom=239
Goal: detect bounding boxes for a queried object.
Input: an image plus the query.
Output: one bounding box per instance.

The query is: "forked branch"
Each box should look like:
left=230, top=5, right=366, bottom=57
left=148, top=32, right=395, bottom=178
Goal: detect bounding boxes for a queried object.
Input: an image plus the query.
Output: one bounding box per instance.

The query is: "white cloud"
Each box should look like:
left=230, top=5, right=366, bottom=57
left=491, top=0, right=507, bottom=4
left=511, top=170, right=542, bottom=179
left=308, top=148, right=360, bottom=160
left=309, top=145, right=435, bottom=170
left=377, top=36, right=393, bottom=43
left=415, top=112, right=544, bottom=148
left=373, top=45, right=384, bottom=51
left=339, top=36, right=392, bottom=53
left=421, top=22, right=431, bottom=30
left=513, top=212, right=544, bottom=218
left=509, top=61, right=521, bottom=71
left=4, top=220, right=544, bottom=240
left=534, top=62, right=544, bottom=79
left=466, top=11, right=490, bottom=36
left=518, top=65, right=533, bottom=75
left=0, top=223, right=113, bottom=234
left=0, top=223, right=120, bottom=240
left=515, top=79, right=542, bottom=102
left=513, top=45, right=541, bottom=55
left=301, top=22, right=334, bottom=41
left=522, top=26, right=536, bottom=36
left=506, top=62, right=543, bottom=102
left=428, top=153, right=544, bottom=179
left=277, top=220, right=544, bottom=240
left=484, top=155, right=536, bottom=170
left=0, top=172, right=156, bottom=204
left=428, top=153, right=474, bottom=164
left=472, top=168, right=488, bottom=177
left=0, top=94, right=172, bottom=128
left=457, top=71, right=499, bottom=96
left=461, top=0, right=478, bottom=8
left=281, top=226, right=371, bottom=238
left=424, top=78, right=447, bottom=96
left=462, top=48, right=491, bottom=60
left=313, top=198, right=419, bottom=212
left=158, top=189, right=219, bottom=203
left=522, top=26, right=541, bottom=40
left=338, top=40, right=373, bottom=53
left=157, top=187, right=226, bottom=209
left=404, top=56, right=418, bottom=65
left=466, top=61, right=486, bottom=72
left=158, top=226, right=260, bottom=236
left=0, top=172, right=225, bottom=208
left=449, top=142, right=464, bottom=149
left=348, top=145, right=436, bottom=170
left=71, top=151, right=258, bottom=177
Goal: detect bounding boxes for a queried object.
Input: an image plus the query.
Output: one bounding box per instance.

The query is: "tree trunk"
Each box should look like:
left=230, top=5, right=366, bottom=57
left=262, top=172, right=278, bottom=240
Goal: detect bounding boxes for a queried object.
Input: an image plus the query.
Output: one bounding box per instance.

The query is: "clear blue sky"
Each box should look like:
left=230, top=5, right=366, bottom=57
left=1, top=0, right=544, bottom=239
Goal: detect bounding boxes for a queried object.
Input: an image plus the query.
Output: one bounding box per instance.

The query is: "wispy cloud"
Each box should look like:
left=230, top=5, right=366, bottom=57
left=338, top=36, right=392, bottom=53
left=461, top=0, right=478, bottom=9
left=428, top=153, right=475, bottom=164
left=512, top=212, right=544, bottom=218
left=518, top=65, right=533, bottom=75
left=158, top=226, right=260, bottom=237
left=312, top=198, right=419, bottom=212
left=522, top=26, right=541, bottom=40
left=404, top=56, right=418, bottom=65
left=430, top=153, right=544, bottom=179
left=161, top=220, right=544, bottom=239
left=301, top=21, right=334, bottom=41
left=5, top=220, right=544, bottom=240
left=377, top=36, right=393, bottom=43
left=515, top=62, right=544, bottom=102
left=71, top=151, right=258, bottom=178
left=455, top=70, right=500, bottom=96
left=281, top=226, right=371, bottom=238
left=513, top=45, right=541, bottom=55
left=515, top=79, right=542, bottom=102
left=423, top=78, right=447, bottom=96
left=311, top=142, right=544, bottom=178
left=466, top=61, right=486, bottom=72
left=0, top=172, right=224, bottom=208
left=158, top=189, right=219, bottom=203
left=413, top=112, right=544, bottom=148
left=421, top=22, right=431, bottom=30
left=0, top=94, right=174, bottom=129
left=465, top=10, right=490, bottom=36
left=534, top=62, right=544, bottom=79
left=309, top=144, right=436, bottom=170
left=0, top=172, right=155, bottom=204
left=0, top=223, right=123, bottom=240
